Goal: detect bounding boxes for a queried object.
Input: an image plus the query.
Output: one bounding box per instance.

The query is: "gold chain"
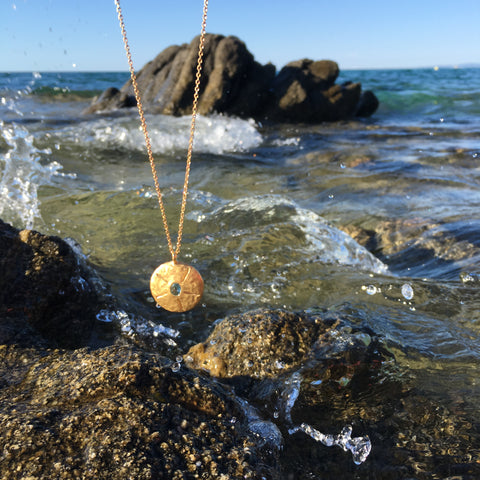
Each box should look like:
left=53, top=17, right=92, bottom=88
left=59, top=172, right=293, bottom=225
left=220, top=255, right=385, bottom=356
left=114, top=0, right=209, bottom=263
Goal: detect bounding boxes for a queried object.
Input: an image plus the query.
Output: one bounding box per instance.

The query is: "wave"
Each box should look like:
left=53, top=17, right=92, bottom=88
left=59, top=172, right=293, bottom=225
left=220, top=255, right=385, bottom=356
left=52, top=113, right=263, bottom=155
left=192, top=195, right=388, bottom=308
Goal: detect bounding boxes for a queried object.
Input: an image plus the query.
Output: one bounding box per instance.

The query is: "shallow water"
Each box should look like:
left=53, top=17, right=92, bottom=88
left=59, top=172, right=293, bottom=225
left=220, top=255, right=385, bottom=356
left=1, top=69, right=480, bottom=475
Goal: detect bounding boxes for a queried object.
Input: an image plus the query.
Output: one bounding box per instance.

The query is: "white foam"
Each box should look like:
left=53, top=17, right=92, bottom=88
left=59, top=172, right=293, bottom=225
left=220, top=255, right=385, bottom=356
left=59, top=113, right=262, bottom=155
left=291, top=206, right=388, bottom=275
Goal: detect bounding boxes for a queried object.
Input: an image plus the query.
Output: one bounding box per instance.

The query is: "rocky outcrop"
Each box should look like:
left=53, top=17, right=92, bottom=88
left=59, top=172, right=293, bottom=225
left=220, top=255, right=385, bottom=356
left=84, top=34, right=378, bottom=122
left=268, top=59, right=363, bottom=122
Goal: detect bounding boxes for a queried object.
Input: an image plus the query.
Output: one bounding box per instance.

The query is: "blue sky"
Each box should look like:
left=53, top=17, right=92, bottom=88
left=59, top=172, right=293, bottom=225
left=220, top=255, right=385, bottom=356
left=2, top=0, right=480, bottom=71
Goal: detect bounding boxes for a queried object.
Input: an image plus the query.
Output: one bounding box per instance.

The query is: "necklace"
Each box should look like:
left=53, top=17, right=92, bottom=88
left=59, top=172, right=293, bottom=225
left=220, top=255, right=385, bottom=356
left=114, top=0, right=208, bottom=312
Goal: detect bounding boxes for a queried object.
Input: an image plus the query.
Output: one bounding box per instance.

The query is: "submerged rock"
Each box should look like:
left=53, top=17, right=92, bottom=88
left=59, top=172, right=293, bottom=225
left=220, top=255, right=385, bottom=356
left=84, top=34, right=378, bottom=122
left=0, top=219, right=100, bottom=348
left=341, top=217, right=480, bottom=274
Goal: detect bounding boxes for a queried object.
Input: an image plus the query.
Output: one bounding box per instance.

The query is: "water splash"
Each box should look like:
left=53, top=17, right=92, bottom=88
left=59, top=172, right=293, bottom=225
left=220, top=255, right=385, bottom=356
left=281, top=371, right=302, bottom=423
left=236, top=397, right=283, bottom=450
left=289, top=423, right=371, bottom=465
left=215, top=195, right=388, bottom=275
left=0, top=122, right=63, bottom=228
left=96, top=308, right=179, bottom=345
left=55, top=114, right=262, bottom=155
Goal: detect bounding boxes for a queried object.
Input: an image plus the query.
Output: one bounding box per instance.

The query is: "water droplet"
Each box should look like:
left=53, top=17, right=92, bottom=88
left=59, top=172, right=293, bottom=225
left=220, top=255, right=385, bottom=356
left=364, top=285, right=377, bottom=295
left=274, top=360, right=285, bottom=369
left=461, top=272, right=476, bottom=283
left=340, top=163, right=346, bottom=169
left=401, top=283, right=414, bottom=300
left=171, top=362, right=181, bottom=372
left=96, top=309, right=115, bottom=323
left=328, top=194, right=335, bottom=199
left=273, top=411, right=279, bottom=419
left=338, top=376, right=351, bottom=387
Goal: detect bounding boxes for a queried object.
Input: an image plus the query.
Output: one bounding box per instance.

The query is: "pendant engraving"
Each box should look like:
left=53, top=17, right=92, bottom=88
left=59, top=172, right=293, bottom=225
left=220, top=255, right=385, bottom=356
left=150, top=261, right=204, bottom=312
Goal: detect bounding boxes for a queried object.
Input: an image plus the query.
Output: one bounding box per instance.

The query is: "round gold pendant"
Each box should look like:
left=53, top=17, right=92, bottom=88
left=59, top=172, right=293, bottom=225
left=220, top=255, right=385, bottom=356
left=150, top=261, right=204, bottom=312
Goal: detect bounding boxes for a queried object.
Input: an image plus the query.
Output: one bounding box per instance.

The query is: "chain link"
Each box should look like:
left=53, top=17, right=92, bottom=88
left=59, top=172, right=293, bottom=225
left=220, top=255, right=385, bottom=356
left=114, top=0, right=209, bottom=263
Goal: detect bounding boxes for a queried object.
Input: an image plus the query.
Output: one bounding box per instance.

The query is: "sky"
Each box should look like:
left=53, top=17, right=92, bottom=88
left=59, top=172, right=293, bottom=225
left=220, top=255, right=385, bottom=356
left=2, top=0, right=480, bottom=72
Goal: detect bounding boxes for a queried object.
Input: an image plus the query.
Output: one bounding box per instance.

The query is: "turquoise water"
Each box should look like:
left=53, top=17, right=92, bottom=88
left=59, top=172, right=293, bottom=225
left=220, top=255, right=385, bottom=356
left=1, top=68, right=480, bottom=476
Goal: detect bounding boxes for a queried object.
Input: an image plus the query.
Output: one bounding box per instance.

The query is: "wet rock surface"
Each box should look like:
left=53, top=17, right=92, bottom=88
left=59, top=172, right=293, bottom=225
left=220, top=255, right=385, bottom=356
left=0, top=219, right=100, bottom=348
left=84, top=34, right=378, bottom=122
left=0, top=345, right=278, bottom=480
left=186, top=309, right=332, bottom=378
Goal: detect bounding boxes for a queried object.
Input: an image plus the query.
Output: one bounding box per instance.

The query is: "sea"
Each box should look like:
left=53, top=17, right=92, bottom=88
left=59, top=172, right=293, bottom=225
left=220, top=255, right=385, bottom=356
left=1, top=68, right=480, bottom=476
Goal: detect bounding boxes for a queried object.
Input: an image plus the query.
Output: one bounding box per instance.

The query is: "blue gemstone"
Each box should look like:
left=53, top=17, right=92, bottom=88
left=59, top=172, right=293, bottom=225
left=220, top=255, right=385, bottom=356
left=170, top=282, right=181, bottom=296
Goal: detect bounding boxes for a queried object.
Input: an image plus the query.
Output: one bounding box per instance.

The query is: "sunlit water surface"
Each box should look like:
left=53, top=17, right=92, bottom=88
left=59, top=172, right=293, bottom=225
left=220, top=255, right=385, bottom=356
left=1, top=69, right=480, bottom=475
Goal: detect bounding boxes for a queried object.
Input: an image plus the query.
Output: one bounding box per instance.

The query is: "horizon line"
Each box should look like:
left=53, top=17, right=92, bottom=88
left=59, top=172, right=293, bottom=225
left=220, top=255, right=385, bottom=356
left=1, top=63, right=479, bottom=74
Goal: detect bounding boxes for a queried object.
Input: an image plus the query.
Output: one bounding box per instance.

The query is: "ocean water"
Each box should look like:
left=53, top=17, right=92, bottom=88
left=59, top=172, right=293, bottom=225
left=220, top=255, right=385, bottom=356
left=1, top=68, right=480, bottom=475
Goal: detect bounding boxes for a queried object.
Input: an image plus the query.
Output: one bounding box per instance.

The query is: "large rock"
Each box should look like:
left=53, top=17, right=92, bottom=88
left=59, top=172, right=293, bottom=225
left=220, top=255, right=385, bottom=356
left=0, top=219, right=100, bottom=348
left=84, top=34, right=378, bottom=122
left=186, top=309, right=334, bottom=378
